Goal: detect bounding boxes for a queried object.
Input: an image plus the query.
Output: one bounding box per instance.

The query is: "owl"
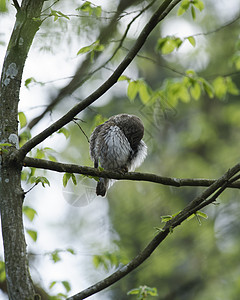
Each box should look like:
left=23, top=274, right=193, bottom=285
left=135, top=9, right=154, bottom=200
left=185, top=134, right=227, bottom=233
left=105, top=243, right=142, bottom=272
left=89, top=114, right=147, bottom=196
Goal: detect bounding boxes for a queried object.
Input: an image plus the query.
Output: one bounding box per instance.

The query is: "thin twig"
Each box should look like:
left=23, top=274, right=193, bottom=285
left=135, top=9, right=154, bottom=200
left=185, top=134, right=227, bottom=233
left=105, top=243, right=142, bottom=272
left=72, top=119, right=90, bottom=143
left=41, top=0, right=60, bottom=14
left=23, top=183, right=38, bottom=195
left=12, top=0, right=20, bottom=11
left=86, top=0, right=158, bottom=77
left=193, top=13, right=240, bottom=37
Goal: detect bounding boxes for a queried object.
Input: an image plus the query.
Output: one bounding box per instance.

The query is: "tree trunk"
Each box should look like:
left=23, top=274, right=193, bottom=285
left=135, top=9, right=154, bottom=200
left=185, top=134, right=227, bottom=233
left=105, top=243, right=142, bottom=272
left=0, top=1, right=44, bottom=298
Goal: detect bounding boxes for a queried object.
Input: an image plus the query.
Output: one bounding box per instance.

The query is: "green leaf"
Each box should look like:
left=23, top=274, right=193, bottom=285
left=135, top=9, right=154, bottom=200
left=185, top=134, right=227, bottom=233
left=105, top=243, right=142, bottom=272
left=66, top=248, right=75, bottom=255
left=118, top=75, right=131, bottom=82
left=93, top=255, right=101, bottom=268
left=51, top=250, right=61, bottom=263
left=71, top=173, right=77, bottom=185
left=175, top=37, right=183, bottom=48
left=177, top=0, right=190, bottom=16
left=23, top=206, right=38, bottom=222
left=49, top=281, right=57, bottom=289
left=0, top=261, right=6, bottom=282
left=187, top=36, right=196, bottom=47
left=31, top=176, right=50, bottom=187
left=212, top=76, right=227, bottom=99
left=50, top=9, right=70, bottom=21
left=196, top=211, right=208, bottom=219
left=154, top=227, right=165, bottom=233
left=127, top=81, right=139, bottom=102
left=43, top=147, right=58, bottom=162
left=145, top=286, right=158, bottom=296
left=139, top=81, right=151, bottom=104
left=161, top=215, right=173, bottom=223
left=177, top=6, right=186, bottom=16
left=193, top=0, right=204, bottom=11
left=95, top=44, right=104, bottom=52
left=56, top=10, right=70, bottom=20
left=58, top=128, right=70, bottom=139
left=56, top=293, right=67, bottom=299
left=63, top=173, right=71, bottom=187
left=94, top=6, right=102, bottom=17
left=232, top=55, right=240, bottom=70
left=187, top=213, right=196, bottom=221
left=127, top=288, right=140, bottom=295
left=77, top=1, right=93, bottom=15
left=21, top=170, right=28, bottom=181
left=179, top=85, right=190, bottom=102
left=187, top=211, right=208, bottom=222
left=77, top=45, right=92, bottom=55
left=93, top=254, right=109, bottom=270
left=63, top=173, right=77, bottom=186
left=200, top=79, right=214, bottom=98
left=18, top=112, right=27, bottom=129
left=77, top=40, right=103, bottom=56
left=190, top=82, right=201, bottom=100
left=47, top=154, right=57, bottom=162
left=24, top=77, right=36, bottom=89
left=226, top=77, right=239, bottom=95
left=191, top=5, right=196, bottom=19
left=61, top=281, right=71, bottom=293
left=0, top=143, right=13, bottom=154
left=185, top=69, right=196, bottom=76
left=161, top=38, right=177, bottom=54
left=127, top=285, right=158, bottom=297
left=19, top=129, right=31, bottom=147
left=172, top=211, right=181, bottom=218
left=156, top=36, right=183, bottom=54
left=93, top=252, right=123, bottom=271
left=0, top=0, right=7, bottom=12
left=0, top=143, right=12, bottom=149
left=35, top=148, right=45, bottom=159
left=27, top=229, right=38, bottom=242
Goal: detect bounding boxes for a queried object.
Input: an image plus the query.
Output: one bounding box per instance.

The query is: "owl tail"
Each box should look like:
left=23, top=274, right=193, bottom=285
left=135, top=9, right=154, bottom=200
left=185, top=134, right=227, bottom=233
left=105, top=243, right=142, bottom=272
left=96, top=178, right=109, bottom=197
left=96, top=178, right=115, bottom=196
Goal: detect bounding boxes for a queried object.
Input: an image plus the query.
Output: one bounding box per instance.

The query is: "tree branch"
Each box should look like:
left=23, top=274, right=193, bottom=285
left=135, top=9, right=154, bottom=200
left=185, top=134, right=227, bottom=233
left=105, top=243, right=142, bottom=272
left=28, top=0, right=153, bottom=130
left=18, top=0, right=182, bottom=160
left=66, top=163, right=240, bottom=299
left=0, top=1, right=45, bottom=298
left=23, top=157, right=240, bottom=189
left=12, top=0, right=20, bottom=11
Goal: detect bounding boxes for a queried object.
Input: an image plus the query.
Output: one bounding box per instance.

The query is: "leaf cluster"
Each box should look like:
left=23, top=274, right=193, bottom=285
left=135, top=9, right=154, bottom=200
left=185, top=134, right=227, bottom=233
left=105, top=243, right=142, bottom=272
left=177, top=0, right=204, bottom=19
left=127, top=285, right=158, bottom=300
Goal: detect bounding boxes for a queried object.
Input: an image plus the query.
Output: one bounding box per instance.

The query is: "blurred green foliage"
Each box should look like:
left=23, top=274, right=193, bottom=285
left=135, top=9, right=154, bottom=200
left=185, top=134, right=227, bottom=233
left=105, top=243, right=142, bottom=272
left=53, top=1, right=240, bottom=298
left=64, top=2, right=240, bottom=299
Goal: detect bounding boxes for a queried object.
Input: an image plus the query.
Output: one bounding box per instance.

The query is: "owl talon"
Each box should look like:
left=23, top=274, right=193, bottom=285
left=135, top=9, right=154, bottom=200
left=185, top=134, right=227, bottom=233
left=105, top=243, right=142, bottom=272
left=119, top=166, right=128, bottom=174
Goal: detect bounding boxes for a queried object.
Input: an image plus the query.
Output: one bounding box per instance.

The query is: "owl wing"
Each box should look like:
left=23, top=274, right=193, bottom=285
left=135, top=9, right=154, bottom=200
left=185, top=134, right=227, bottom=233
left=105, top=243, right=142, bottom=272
left=89, top=123, right=104, bottom=168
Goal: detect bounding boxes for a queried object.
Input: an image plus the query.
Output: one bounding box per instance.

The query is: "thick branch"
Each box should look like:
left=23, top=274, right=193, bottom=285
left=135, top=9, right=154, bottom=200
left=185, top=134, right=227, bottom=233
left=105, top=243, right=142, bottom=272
left=23, top=157, right=240, bottom=189
left=12, top=0, right=20, bottom=11
left=0, top=1, right=44, bottom=299
left=67, top=163, right=240, bottom=299
left=18, top=0, right=182, bottom=160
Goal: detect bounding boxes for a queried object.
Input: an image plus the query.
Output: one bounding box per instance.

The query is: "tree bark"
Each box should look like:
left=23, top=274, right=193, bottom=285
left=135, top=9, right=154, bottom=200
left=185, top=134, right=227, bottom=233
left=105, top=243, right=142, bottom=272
left=0, top=1, right=44, bottom=299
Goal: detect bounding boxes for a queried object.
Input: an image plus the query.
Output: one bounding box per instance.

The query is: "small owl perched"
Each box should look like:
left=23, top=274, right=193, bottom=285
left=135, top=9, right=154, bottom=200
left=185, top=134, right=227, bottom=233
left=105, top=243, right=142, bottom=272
left=89, top=114, right=147, bottom=196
